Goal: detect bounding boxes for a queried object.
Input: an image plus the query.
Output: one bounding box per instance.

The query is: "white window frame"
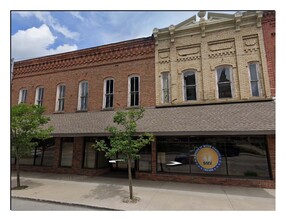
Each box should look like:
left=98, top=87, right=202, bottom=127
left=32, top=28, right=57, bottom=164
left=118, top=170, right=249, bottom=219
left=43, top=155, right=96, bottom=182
left=248, top=62, right=262, bottom=97
left=215, top=66, right=234, bottom=99
left=55, top=84, right=66, bottom=112
left=34, top=86, right=44, bottom=106
left=128, top=75, right=140, bottom=107
left=18, top=88, right=27, bottom=104
left=161, top=72, right=170, bottom=104
left=182, top=70, right=198, bottom=102
left=102, top=78, right=114, bottom=109
left=77, top=81, right=89, bottom=111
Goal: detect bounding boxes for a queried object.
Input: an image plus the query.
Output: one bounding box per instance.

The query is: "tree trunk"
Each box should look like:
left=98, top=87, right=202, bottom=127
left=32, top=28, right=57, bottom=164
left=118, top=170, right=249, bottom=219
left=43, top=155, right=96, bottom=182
left=127, top=155, right=133, bottom=200
left=16, top=158, right=20, bottom=188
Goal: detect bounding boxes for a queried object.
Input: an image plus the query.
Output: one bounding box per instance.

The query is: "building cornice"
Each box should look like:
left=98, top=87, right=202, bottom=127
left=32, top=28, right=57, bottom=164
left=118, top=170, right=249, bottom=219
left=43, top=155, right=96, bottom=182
left=153, top=11, right=264, bottom=42
left=13, top=37, right=154, bottom=77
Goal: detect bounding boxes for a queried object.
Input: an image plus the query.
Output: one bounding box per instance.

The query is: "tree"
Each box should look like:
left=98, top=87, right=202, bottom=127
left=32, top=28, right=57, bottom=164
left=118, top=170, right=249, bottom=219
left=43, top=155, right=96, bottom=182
left=11, top=104, right=53, bottom=188
left=93, top=108, right=153, bottom=201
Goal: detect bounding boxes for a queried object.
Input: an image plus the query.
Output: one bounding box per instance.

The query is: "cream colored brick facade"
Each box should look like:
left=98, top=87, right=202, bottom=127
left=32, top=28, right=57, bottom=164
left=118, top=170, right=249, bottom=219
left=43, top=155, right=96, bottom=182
left=153, top=11, right=272, bottom=106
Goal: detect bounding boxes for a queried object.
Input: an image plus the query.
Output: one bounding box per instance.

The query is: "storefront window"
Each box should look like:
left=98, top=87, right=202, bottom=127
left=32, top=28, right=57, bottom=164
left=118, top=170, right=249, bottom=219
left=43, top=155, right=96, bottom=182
left=156, top=136, right=270, bottom=179
left=60, top=137, right=74, bottom=167
left=138, top=144, right=151, bottom=172
left=83, top=137, right=109, bottom=169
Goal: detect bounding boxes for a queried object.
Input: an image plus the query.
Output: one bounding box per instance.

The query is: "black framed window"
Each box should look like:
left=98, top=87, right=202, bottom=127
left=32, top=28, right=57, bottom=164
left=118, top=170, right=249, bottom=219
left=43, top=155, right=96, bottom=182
left=104, top=79, right=114, bottom=109
left=83, top=137, right=109, bottom=169
left=60, top=137, right=74, bottom=167
left=217, top=67, right=232, bottom=99
left=183, top=71, right=197, bottom=101
left=156, top=136, right=270, bottom=179
left=138, top=144, right=152, bottom=172
left=129, top=76, right=139, bottom=107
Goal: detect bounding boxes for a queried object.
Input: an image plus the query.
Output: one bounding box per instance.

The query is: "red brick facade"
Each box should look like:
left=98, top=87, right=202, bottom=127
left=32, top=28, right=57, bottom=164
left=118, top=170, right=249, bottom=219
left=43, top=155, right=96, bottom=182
left=262, top=11, right=276, bottom=97
left=12, top=37, right=155, bottom=114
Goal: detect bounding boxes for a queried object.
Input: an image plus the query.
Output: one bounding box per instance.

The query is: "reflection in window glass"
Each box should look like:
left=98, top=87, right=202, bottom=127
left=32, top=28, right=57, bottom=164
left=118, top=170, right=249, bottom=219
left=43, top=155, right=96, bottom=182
left=184, top=71, right=197, bottom=101
left=156, top=136, right=270, bottom=179
left=138, top=144, right=151, bottom=172
left=217, top=67, right=232, bottom=98
left=60, top=138, right=74, bottom=167
left=84, top=138, right=96, bottom=168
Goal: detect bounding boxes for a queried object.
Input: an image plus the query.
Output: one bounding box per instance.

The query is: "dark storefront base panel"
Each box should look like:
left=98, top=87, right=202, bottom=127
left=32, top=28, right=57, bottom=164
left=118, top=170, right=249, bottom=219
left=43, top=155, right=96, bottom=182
left=135, top=172, right=275, bottom=188
left=13, top=165, right=111, bottom=176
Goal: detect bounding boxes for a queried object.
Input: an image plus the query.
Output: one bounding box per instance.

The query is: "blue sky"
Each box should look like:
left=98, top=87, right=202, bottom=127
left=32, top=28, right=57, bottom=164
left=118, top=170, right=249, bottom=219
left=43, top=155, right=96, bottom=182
left=11, top=11, right=238, bottom=61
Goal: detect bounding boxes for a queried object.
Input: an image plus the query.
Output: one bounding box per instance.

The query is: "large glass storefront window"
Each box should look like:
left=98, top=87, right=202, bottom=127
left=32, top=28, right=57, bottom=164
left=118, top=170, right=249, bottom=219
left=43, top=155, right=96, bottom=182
left=15, top=138, right=55, bottom=166
left=138, top=144, right=151, bottom=172
left=156, top=136, right=270, bottom=179
left=60, top=137, right=74, bottom=167
left=83, top=137, right=109, bottom=169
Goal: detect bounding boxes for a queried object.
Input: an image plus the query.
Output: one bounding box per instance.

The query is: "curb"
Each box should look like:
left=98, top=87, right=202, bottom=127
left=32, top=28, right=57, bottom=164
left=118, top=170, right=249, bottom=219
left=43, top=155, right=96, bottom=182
left=11, top=196, right=122, bottom=211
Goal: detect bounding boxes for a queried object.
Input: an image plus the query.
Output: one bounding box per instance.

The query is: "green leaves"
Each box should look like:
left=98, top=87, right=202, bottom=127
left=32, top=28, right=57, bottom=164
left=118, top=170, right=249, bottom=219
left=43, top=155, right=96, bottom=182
left=11, top=104, right=53, bottom=159
left=93, top=107, right=153, bottom=161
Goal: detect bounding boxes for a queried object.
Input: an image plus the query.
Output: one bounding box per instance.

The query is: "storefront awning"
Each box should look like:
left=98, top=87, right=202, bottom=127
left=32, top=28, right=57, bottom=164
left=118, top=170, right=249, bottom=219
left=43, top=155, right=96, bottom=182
left=46, top=101, right=275, bottom=137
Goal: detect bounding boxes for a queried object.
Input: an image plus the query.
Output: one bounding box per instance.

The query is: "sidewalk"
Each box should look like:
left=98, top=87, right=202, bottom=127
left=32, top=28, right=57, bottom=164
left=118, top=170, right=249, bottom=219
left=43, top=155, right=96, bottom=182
left=11, top=171, right=275, bottom=211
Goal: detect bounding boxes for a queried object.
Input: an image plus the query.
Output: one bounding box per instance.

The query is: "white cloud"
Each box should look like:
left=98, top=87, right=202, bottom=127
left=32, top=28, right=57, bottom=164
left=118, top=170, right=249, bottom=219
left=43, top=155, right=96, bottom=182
left=11, top=24, right=78, bottom=60
left=70, top=12, right=84, bottom=21
left=15, top=11, right=79, bottom=40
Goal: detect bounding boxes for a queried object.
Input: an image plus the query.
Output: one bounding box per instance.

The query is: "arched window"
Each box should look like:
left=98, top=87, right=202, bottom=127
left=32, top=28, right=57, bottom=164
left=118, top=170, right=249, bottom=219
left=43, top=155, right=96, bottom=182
left=35, top=86, right=44, bottom=106
left=216, top=66, right=233, bottom=99
left=18, top=88, right=27, bottom=104
left=161, top=72, right=170, bottom=103
left=103, top=78, right=114, bottom=109
left=248, top=62, right=261, bottom=97
left=183, top=70, right=197, bottom=101
left=128, top=75, right=140, bottom=107
left=55, top=84, right=66, bottom=112
left=77, top=81, right=88, bottom=111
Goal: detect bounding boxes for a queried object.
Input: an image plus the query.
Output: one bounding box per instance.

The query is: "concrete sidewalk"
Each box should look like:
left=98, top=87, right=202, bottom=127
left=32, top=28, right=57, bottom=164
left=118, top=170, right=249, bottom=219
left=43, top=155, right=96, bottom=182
left=11, top=171, right=275, bottom=211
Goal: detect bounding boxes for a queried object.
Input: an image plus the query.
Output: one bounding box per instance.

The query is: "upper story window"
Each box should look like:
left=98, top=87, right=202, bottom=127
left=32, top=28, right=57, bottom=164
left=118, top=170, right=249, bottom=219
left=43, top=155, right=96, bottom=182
left=128, top=76, right=140, bottom=107
left=55, top=84, right=66, bottom=112
left=103, top=78, right=114, bottom=109
left=183, top=70, right=197, bottom=101
left=216, top=66, right=233, bottom=99
left=18, top=88, right=27, bottom=104
left=77, top=81, right=88, bottom=111
left=35, top=87, right=44, bottom=106
left=248, top=63, right=261, bottom=97
left=161, top=72, right=170, bottom=103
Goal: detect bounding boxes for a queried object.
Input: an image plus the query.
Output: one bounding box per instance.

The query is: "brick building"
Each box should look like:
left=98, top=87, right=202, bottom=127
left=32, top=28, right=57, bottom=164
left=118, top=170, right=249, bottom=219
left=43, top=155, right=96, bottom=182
left=262, top=11, right=275, bottom=97
left=11, top=11, right=275, bottom=188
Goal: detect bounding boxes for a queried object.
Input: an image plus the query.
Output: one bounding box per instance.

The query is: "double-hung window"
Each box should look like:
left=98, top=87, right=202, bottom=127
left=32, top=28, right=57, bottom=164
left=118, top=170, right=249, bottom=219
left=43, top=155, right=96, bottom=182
left=55, top=84, right=66, bottom=112
left=216, top=66, right=233, bottom=99
left=183, top=71, right=197, bottom=101
left=103, top=79, right=114, bottom=109
left=18, top=88, right=27, bottom=104
left=35, top=87, right=44, bottom=106
left=129, top=76, right=139, bottom=107
left=161, top=72, right=170, bottom=103
left=78, top=81, right=88, bottom=111
left=248, top=63, right=261, bottom=97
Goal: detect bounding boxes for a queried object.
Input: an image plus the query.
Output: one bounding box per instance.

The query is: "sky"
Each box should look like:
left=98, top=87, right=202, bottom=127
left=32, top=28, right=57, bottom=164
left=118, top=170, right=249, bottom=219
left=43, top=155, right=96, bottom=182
left=10, top=11, right=239, bottom=61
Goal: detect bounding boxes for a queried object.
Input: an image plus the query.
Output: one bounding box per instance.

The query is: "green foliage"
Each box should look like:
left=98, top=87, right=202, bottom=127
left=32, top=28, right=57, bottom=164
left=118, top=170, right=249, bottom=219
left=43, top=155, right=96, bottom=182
left=11, top=104, right=53, bottom=159
left=93, top=108, right=153, bottom=162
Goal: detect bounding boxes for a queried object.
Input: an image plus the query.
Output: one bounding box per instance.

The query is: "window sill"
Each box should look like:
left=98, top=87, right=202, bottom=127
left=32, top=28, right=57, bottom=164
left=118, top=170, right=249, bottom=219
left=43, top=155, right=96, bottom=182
left=126, top=106, right=141, bottom=110
left=76, top=110, right=88, bottom=113
left=101, top=108, right=114, bottom=111
left=54, top=111, right=65, bottom=114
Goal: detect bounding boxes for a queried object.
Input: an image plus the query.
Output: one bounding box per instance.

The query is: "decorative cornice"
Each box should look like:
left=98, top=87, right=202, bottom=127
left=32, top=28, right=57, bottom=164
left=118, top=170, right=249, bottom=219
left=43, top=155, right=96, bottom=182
left=13, top=37, right=154, bottom=77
